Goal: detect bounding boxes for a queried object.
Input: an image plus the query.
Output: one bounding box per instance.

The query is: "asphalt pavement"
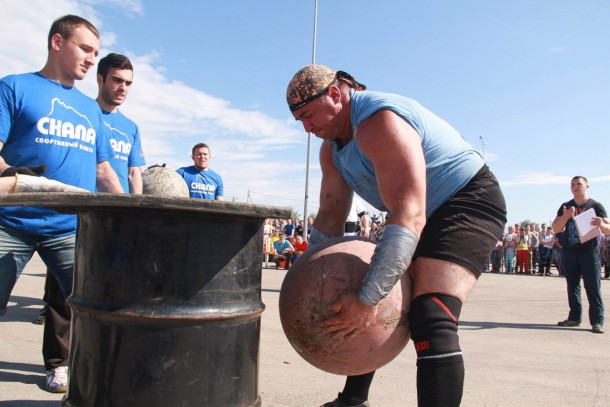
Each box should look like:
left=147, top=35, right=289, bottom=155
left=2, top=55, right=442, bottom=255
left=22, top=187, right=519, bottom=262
left=1, top=254, right=609, bottom=406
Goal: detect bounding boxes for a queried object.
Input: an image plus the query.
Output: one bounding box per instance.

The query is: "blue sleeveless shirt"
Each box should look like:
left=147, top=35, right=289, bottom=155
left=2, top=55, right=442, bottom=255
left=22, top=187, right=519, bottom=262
left=332, top=90, right=483, bottom=218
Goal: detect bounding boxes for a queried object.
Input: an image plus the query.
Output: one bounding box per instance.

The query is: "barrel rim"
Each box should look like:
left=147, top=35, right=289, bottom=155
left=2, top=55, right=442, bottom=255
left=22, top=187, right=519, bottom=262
left=68, top=301, right=266, bottom=321
left=0, top=193, right=290, bottom=218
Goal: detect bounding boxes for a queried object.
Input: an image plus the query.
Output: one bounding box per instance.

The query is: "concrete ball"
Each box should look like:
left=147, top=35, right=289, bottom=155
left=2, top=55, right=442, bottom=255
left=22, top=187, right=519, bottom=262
left=141, top=166, right=189, bottom=198
left=279, top=236, right=411, bottom=375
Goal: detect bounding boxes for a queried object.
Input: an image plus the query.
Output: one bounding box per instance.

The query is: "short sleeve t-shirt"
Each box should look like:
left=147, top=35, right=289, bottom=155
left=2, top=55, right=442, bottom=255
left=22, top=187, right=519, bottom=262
left=102, top=110, right=146, bottom=192
left=176, top=165, right=223, bottom=199
left=0, top=72, right=114, bottom=237
left=557, top=198, right=607, bottom=252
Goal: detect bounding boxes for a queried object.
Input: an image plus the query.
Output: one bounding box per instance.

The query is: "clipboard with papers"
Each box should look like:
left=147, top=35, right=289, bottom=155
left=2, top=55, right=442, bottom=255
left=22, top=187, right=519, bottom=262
left=573, top=207, right=601, bottom=244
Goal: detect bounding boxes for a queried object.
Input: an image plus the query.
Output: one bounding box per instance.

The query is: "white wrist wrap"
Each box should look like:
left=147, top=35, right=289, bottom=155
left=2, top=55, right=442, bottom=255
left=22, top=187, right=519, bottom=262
left=14, top=174, right=88, bottom=193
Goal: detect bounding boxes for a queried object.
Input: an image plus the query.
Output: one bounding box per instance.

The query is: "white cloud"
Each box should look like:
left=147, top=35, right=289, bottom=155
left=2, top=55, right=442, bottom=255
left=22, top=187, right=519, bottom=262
left=592, top=175, right=610, bottom=183
left=100, top=31, right=117, bottom=48
left=0, top=1, right=95, bottom=76
left=117, top=55, right=305, bottom=158
left=82, top=0, right=144, bottom=16
left=500, top=171, right=610, bottom=187
left=500, top=172, right=571, bottom=187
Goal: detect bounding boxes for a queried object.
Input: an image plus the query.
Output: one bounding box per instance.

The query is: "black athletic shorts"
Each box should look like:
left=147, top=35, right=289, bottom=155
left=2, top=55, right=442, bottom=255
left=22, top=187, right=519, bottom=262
left=413, top=165, right=507, bottom=278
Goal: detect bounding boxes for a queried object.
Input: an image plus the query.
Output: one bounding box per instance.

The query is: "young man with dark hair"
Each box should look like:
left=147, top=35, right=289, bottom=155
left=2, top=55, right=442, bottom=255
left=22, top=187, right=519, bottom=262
left=96, top=53, right=146, bottom=193
left=0, top=14, right=122, bottom=393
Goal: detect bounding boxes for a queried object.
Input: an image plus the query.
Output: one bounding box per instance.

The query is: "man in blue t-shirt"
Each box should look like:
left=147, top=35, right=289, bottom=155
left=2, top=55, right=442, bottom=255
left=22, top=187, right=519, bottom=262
left=0, top=15, right=122, bottom=393
left=176, top=143, right=224, bottom=200
left=96, top=53, right=146, bottom=193
left=26, top=52, right=146, bottom=393
left=32, top=53, right=146, bottom=397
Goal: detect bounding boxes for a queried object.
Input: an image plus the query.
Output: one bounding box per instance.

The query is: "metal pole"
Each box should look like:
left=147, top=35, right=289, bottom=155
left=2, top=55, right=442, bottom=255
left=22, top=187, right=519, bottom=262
left=311, top=0, right=318, bottom=65
left=479, top=134, right=485, bottom=161
left=302, top=0, right=318, bottom=242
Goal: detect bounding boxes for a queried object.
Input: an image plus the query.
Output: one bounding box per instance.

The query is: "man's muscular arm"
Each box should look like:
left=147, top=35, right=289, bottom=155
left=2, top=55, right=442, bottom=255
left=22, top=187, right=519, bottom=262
left=321, top=110, right=426, bottom=338
left=96, top=161, right=124, bottom=193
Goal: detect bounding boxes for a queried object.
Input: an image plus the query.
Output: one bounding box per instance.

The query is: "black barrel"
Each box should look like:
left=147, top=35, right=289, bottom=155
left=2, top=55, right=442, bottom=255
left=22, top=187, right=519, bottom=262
left=0, top=193, right=289, bottom=407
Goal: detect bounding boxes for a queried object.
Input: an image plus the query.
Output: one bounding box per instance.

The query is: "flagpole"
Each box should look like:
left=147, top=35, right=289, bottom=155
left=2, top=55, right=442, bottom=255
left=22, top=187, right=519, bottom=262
left=302, top=0, right=318, bottom=242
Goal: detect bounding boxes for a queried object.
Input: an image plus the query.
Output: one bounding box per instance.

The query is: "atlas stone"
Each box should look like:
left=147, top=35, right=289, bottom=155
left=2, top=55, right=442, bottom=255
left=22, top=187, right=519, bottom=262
left=141, top=166, right=189, bottom=197
left=279, top=236, right=411, bottom=376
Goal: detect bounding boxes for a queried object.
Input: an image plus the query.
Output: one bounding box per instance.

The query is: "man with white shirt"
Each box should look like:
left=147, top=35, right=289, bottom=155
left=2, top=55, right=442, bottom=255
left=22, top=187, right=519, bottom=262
left=344, top=195, right=371, bottom=238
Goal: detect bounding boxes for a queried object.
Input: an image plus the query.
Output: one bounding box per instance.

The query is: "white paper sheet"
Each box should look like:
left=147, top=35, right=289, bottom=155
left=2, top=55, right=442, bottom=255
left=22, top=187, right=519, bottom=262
left=573, top=207, right=601, bottom=244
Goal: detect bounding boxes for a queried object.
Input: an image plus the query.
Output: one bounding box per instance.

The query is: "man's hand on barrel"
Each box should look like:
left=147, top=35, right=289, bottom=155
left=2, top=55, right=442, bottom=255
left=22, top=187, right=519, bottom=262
left=320, top=291, right=378, bottom=339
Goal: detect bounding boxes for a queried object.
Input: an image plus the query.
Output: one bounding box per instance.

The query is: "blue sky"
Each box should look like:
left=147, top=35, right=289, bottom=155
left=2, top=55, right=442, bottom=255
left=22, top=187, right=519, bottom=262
left=1, top=0, right=609, bottom=226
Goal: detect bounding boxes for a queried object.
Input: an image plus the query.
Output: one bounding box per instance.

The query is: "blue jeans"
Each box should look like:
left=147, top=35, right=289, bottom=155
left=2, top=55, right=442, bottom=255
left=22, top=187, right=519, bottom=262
left=0, top=224, right=75, bottom=315
left=561, top=250, right=604, bottom=326
left=505, top=250, right=515, bottom=273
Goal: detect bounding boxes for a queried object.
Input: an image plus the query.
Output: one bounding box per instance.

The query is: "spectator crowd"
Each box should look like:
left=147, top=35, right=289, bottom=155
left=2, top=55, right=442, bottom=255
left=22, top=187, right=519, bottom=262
left=485, top=222, right=610, bottom=279
left=263, top=213, right=386, bottom=269
left=265, top=216, right=610, bottom=281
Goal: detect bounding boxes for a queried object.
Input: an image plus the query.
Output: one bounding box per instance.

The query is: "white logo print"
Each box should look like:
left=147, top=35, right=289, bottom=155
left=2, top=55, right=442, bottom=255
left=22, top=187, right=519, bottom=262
left=35, top=98, right=96, bottom=147
left=191, top=173, right=216, bottom=192
left=103, top=121, right=132, bottom=155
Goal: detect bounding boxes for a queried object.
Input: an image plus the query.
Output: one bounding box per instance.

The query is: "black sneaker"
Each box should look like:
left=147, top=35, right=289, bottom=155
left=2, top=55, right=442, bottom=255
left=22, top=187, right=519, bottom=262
left=321, top=393, right=371, bottom=407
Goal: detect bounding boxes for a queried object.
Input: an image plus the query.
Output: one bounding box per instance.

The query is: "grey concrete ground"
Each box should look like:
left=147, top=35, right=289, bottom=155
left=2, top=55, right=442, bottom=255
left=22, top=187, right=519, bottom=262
left=1, top=254, right=609, bottom=406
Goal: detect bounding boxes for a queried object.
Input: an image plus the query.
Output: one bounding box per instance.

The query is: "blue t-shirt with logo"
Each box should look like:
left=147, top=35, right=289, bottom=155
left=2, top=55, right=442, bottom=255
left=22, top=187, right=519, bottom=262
left=176, top=165, right=224, bottom=200
left=102, top=110, right=146, bottom=192
left=0, top=72, right=114, bottom=237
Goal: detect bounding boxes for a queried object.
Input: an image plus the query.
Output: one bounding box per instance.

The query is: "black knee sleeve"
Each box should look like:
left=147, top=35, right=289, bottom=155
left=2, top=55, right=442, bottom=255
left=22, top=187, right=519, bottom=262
left=410, top=293, right=462, bottom=359
left=410, top=293, right=464, bottom=407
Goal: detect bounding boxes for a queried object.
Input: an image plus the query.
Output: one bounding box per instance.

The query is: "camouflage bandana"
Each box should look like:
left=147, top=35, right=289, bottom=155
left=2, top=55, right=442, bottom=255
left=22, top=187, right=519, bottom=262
left=286, top=65, right=367, bottom=112
left=286, top=65, right=337, bottom=112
